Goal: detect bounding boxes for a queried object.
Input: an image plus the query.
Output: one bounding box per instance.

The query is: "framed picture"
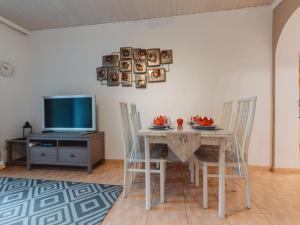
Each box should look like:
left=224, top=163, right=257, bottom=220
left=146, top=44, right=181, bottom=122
left=120, top=47, right=133, bottom=59
left=161, top=50, right=173, bottom=64
left=148, top=68, right=166, bottom=83
left=147, top=48, right=161, bottom=67
left=133, top=61, right=147, bottom=74
left=120, top=72, right=132, bottom=86
left=107, top=68, right=119, bottom=86
left=119, top=59, right=132, bottom=72
left=96, top=67, right=107, bottom=81
left=133, top=48, right=147, bottom=61
left=103, top=55, right=119, bottom=67
left=136, top=74, right=147, bottom=88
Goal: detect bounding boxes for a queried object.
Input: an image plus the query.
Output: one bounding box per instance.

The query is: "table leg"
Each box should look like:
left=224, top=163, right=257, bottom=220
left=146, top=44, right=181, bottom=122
left=219, top=138, right=226, bottom=218
left=145, top=137, right=151, bottom=210
left=6, top=143, right=12, bottom=166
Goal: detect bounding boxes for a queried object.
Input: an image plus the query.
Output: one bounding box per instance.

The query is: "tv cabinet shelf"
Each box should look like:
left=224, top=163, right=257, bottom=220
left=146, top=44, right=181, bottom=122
left=27, top=132, right=104, bottom=174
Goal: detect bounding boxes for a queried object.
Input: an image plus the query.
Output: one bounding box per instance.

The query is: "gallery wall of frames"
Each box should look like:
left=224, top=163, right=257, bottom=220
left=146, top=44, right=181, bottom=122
left=96, top=47, right=173, bottom=88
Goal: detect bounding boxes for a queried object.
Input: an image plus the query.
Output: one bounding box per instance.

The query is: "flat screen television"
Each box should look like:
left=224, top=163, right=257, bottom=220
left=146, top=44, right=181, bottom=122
left=42, top=95, right=96, bottom=132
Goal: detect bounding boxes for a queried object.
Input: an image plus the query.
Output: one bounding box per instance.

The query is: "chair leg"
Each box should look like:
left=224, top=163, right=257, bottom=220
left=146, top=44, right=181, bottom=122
left=190, top=160, right=195, bottom=184
left=189, top=160, right=192, bottom=171
left=123, top=161, right=128, bottom=197
left=203, top=163, right=208, bottom=208
left=245, top=175, right=251, bottom=209
left=231, top=167, right=237, bottom=192
left=195, top=162, right=200, bottom=187
left=160, top=161, right=165, bottom=203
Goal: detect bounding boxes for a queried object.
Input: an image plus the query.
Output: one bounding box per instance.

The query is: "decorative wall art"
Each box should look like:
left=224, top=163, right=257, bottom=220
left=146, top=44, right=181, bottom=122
left=148, top=68, right=166, bottom=83
left=119, top=59, right=132, bottom=72
left=134, top=61, right=147, bottom=74
left=136, top=74, right=147, bottom=88
left=120, top=72, right=132, bottom=86
left=133, top=48, right=147, bottom=61
left=120, top=47, right=133, bottom=59
left=107, top=68, right=119, bottom=86
left=97, top=67, right=107, bottom=81
left=161, top=50, right=173, bottom=64
left=97, top=47, right=173, bottom=89
left=147, top=48, right=161, bottom=67
left=103, top=55, right=119, bottom=67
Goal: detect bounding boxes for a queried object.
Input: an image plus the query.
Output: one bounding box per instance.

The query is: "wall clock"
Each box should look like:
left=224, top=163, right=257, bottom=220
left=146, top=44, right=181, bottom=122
left=0, top=61, right=15, bottom=78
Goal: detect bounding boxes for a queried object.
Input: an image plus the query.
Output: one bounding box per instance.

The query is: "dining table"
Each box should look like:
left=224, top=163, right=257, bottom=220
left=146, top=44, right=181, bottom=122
left=138, top=124, right=232, bottom=218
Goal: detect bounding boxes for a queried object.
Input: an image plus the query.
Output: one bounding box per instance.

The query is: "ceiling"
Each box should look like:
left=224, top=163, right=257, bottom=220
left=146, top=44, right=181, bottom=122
left=0, top=0, right=274, bottom=31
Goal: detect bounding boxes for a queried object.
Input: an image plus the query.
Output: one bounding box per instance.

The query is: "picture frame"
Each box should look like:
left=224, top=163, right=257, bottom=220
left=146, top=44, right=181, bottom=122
left=148, top=68, right=166, bottom=83
left=119, top=59, right=132, bottom=72
left=161, top=50, right=173, bottom=64
left=96, top=67, right=107, bottom=81
left=133, top=48, right=147, bottom=61
left=120, top=72, right=132, bottom=86
left=107, top=68, right=119, bottom=86
left=136, top=74, right=147, bottom=88
left=147, top=48, right=161, bottom=67
left=120, top=47, right=133, bottom=59
left=133, top=61, right=147, bottom=74
left=102, top=55, right=119, bottom=67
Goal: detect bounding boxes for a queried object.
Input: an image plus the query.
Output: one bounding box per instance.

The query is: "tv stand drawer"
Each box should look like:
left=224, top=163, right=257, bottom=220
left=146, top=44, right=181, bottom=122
left=59, top=148, right=88, bottom=163
left=30, top=147, right=57, bottom=162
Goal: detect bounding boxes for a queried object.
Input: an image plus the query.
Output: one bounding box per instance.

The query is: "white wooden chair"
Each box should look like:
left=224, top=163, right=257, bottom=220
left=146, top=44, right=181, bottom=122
left=119, top=102, right=167, bottom=203
left=190, top=101, right=233, bottom=185
left=193, top=97, right=257, bottom=209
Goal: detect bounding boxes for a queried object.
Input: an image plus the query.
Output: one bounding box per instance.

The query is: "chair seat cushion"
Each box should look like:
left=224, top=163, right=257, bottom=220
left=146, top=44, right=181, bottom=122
left=194, top=145, right=237, bottom=163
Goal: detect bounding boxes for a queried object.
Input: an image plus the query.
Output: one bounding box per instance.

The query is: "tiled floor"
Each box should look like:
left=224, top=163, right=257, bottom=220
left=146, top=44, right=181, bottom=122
left=1, top=161, right=300, bottom=225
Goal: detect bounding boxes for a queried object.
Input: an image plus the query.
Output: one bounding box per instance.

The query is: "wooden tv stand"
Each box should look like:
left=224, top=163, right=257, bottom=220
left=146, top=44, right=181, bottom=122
left=27, top=132, right=104, bottom=174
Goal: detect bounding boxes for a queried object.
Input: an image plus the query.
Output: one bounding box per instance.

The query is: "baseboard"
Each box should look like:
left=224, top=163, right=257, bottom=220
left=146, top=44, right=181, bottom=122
left=248, top=165, right=271, bottom=171
left=273, top=167, right=300, bottom=173
left=105, top=159, right=123, bottom=163
left=0, top=161, right=5, bottom=170
left=248, top=165, right=300, bottom=173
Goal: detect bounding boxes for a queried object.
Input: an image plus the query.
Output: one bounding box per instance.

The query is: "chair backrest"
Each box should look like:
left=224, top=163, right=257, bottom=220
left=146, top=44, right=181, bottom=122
left=119, top=102, right=134, bottom=161
left=220, top=101, right=233, bottom=130
left=130, top=103, right=142, bottom=133
left=130, top=103, right=144, bottom=158
left=233, top=97, right=257, bottom=171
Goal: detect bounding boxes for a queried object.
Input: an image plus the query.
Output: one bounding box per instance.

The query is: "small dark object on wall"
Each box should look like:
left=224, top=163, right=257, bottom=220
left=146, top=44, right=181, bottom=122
left=23, top=121, right=32, bottom=138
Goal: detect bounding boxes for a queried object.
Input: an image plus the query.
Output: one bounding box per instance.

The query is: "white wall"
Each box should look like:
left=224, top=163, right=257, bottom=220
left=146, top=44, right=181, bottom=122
left=29, top=7, right=272, bottom=165
left=275, top=7, right=300, bottom=168
left=0, top=23, right=32, bottom=161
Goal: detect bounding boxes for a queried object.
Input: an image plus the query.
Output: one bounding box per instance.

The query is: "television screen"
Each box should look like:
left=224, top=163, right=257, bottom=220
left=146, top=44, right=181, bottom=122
left=42, top=95, right=96, bottom=131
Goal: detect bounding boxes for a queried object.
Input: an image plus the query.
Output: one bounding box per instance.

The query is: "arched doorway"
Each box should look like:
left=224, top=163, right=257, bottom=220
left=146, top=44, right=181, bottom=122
left=275, top=6, right=300, bottom=169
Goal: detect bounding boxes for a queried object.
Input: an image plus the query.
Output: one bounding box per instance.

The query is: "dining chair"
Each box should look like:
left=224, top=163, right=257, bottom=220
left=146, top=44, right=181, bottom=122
left=119, top=102, right=168, bottom=203
left=193, top=97, right=257, bottom=209
left=190, top=100, right=233, bottom=185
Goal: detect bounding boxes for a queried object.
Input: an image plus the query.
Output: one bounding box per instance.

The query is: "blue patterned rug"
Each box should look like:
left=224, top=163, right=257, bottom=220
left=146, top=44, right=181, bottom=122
left=0, top=177, right=122, bottom=225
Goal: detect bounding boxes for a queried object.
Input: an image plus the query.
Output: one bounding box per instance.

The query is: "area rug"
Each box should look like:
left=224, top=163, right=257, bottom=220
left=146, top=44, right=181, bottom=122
left=0, top=177, right=122, bottom=225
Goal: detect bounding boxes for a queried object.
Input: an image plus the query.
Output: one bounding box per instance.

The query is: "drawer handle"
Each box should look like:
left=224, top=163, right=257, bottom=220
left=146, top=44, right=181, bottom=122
left=41, top=153, right=46, bottom=157
left=70, top=154, right=75, bottom=158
